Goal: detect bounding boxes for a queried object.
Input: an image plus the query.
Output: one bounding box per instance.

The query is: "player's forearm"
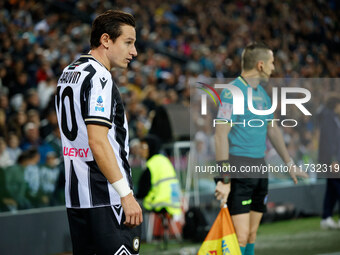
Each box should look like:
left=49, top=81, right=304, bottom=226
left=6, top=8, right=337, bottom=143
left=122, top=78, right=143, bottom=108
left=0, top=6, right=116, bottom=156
left=215, top=138, right=229, bottom=161
left=215, top=126, right=230, bottom=161
left=89, top=137, right=123, bottom=184
left=267, top=124, right=291, bottom=163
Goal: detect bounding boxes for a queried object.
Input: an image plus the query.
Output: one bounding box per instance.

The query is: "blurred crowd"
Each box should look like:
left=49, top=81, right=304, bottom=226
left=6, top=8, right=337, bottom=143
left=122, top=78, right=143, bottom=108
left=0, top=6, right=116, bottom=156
left=0, top=0, right=339, bottom=211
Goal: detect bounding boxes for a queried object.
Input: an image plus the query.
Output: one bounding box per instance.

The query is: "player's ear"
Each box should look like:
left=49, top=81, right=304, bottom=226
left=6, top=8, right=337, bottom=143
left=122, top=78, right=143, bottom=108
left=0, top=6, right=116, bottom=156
left=100, top=33, right=110, bottom=49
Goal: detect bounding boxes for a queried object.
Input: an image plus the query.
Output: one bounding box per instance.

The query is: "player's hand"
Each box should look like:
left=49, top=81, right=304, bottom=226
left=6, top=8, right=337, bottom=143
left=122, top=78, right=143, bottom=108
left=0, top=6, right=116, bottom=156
left=289, top=165, right=309, bottom=184
left=215, top=181, right=230, bottom=208
left=121, top=193, right=143, bottom=228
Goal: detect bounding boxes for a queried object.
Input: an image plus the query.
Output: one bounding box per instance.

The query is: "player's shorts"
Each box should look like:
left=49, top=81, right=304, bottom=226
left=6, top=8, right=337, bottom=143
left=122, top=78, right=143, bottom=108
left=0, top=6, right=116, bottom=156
left=227, top=155, right=268, bottom=215
left=67, top=205, right=141, bottom=255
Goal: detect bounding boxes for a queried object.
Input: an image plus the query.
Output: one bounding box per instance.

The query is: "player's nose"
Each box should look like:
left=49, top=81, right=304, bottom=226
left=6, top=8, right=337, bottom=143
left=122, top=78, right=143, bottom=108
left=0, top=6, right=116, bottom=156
left=130, top=45, right=137, bottom=57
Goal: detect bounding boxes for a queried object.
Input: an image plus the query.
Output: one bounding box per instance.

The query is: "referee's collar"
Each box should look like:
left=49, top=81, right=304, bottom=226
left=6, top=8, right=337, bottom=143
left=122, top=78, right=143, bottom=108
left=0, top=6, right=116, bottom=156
left=238, top=75, right=249, bottom=87
left=238, top=75, right=260, bottom=91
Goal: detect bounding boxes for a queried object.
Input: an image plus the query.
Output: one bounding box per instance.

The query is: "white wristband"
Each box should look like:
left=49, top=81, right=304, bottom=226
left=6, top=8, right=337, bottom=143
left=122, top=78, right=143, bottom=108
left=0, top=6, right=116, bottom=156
left=111, top=178, right=132, bottom=198
left=286, top=158, right=295, bottom=167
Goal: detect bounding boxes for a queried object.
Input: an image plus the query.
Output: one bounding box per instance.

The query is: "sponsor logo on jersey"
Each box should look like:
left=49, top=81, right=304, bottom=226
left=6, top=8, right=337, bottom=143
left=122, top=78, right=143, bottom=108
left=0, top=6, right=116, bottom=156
left=63, top=147, right=89, bottom=157
left=97, top=96, right=103, bottom=104
left=100, top=77, right=108, bottom=89
left=95, top=96, right=104, bottom=112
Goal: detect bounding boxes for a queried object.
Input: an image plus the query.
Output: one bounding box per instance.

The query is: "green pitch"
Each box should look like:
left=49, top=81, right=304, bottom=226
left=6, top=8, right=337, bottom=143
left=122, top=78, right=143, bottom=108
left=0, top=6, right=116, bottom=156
left=257, top=217, right=340, bottom=255
left=139, top=217, right=340, bottom=255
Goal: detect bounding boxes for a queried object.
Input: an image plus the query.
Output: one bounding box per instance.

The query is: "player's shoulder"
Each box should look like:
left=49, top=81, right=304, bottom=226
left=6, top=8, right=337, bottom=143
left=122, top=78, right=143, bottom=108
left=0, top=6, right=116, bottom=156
left=83, top=55, right=111, bottom=77
left=233, top=76, right=248, bottom=90
left=58, top=55, right=113, bottom=89
left=70, top=54, right=111, bottom=76
left=220, top=77, right=243, bottom=101
left=221, top=77, right=244, bottom=91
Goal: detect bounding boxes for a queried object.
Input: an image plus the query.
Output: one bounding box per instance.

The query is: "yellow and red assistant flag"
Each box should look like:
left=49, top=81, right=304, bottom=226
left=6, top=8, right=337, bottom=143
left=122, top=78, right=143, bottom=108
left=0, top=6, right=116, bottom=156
left=198, top=207, right=241, bottom=255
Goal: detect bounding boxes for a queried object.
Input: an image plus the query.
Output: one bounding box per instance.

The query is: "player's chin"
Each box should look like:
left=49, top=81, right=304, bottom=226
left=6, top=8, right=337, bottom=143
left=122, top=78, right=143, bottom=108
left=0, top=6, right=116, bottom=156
left=121, top=62, right=129, bottom=68
left=116, top=63, right=128, bottom=69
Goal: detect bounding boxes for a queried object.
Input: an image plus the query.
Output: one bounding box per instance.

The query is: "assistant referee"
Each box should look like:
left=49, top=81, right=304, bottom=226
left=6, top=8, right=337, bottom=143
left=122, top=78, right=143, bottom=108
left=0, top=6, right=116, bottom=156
left=214, top=42, right=308, bottom=255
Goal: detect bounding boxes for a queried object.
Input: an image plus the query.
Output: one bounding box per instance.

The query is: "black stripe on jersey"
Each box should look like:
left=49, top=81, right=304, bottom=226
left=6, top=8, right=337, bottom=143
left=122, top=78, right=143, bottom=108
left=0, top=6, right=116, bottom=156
left=84, top=117, right=112, bottom=128
left=68, top=55, right=90, bottom=70
left=110, top=80, right=115, bottom=122
left=111, top=81, right=133, bottom=189
left=80, top=64, right=96, bottom=121
left=79, top=54, right=108, bottom=71
left=70, top=160, right=80, bottom=207
left=84, top=116, right=112, bottom=128
left=55, top=86, right=61, bottom=111
left=86, top=160, right=110, bottom=206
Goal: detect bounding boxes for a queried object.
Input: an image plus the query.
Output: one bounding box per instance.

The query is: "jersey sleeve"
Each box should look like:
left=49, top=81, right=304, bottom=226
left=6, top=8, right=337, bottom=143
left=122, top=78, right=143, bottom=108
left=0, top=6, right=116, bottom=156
left=216, top=88, right=238, bottom=122
left=82, top=72, right=114, bottom=128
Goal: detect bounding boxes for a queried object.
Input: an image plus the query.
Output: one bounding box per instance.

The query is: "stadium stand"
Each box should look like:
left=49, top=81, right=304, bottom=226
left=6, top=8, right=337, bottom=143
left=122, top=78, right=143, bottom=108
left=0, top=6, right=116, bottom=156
left=0, top=0, right=339, bottom=212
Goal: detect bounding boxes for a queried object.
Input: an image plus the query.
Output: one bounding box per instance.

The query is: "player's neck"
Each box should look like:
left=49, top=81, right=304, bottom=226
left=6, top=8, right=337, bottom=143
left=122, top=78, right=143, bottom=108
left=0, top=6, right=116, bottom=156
left=89, top=48, right=111, bottom=70
left=240, top=70, right=260, bottom=89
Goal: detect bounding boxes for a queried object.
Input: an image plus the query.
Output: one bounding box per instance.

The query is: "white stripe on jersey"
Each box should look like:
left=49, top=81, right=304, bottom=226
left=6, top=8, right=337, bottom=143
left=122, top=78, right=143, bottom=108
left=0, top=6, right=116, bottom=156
left=56, top=54, right=132, bottom=208
left=84, top=118, right=112, bottom=126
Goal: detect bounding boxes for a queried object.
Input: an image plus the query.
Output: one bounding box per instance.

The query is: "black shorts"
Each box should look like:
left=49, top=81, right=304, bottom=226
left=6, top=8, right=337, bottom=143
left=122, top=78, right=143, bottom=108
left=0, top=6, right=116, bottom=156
left=227, top=155, right=268, bottom=215
left=67, top=205, right=141, bottom=255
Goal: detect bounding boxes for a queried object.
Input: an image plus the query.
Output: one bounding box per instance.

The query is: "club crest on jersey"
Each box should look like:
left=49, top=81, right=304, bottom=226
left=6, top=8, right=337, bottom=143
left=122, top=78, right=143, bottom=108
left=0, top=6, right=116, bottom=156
left=95, top=96, right=104, bottom=112
left=224, top=90, right=232, bottom=99
left=132, top=237, right=140, bottom=251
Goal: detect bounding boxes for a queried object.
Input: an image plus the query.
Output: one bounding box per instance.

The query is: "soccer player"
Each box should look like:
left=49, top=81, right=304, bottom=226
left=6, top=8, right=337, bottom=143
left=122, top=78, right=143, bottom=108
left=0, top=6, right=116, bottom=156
left=214, top=42, right=308, bottom=255
left=55, top=10, right=142, bottom=254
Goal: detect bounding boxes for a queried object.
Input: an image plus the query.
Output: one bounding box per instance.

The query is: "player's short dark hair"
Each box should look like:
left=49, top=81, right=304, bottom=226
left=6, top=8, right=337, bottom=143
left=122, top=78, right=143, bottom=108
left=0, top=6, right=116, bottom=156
left=241, top=42, right=272, bottom=71
left=90, top=10, right=135, bottom=49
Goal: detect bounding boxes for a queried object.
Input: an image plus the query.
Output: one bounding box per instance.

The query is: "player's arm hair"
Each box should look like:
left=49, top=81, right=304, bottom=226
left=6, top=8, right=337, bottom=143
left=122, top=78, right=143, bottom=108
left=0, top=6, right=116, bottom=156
left=215, top=124, right=231, bottom=161
left=267, top=122, right=291, bottom=164
left=87, top=124, right=123, bottom=183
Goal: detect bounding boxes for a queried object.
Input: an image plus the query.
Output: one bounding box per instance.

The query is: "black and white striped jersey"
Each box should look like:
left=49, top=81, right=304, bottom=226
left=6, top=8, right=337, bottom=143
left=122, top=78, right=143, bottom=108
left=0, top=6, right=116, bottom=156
left=55, top=54, right=132, bottom=208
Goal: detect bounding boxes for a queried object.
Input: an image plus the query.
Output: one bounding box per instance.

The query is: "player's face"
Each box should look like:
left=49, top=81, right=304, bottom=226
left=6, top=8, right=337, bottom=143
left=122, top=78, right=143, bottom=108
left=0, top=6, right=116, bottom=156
left=108, top=25, right=137, bottom=68
left=261, top=50, right=275, bottom=80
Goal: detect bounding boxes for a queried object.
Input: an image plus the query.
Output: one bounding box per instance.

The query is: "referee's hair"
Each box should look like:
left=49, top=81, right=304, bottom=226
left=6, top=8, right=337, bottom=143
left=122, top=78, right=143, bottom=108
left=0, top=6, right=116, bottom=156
left=90, top=10, right=136, bottom=49
left=241, top=42, right=272, bottom=71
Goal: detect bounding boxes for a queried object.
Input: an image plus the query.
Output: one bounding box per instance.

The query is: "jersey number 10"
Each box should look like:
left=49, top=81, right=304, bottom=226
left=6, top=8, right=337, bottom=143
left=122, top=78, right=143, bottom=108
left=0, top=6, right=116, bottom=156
left=56, top=86, right=78, bottom=141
